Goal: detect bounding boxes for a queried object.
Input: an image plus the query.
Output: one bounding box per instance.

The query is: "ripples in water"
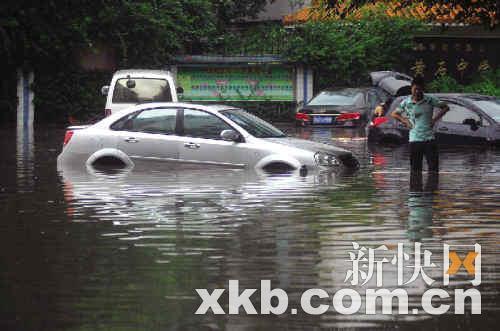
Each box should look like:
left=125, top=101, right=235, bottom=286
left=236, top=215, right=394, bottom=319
left=0, top=126, right=498, bottom=330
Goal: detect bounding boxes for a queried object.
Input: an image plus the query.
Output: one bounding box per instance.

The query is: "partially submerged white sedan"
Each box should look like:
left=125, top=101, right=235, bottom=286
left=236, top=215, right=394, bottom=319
left=57, top=103, right=359, bottom=172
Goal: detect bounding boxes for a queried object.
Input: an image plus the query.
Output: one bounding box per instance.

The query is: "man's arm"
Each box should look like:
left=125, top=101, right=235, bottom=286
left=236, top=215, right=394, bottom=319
left=431, top=103, right=450, bottom=127
left=391, top=107, right=412, bottom=128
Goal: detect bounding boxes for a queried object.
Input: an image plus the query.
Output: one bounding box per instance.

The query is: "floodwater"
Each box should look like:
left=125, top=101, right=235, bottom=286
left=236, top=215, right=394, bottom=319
left=0, top=125, right=499, bottom=331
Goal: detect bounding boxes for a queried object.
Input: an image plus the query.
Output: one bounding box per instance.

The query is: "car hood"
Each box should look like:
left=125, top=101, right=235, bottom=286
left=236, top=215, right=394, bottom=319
left=264, top=137, right=350, bottom=155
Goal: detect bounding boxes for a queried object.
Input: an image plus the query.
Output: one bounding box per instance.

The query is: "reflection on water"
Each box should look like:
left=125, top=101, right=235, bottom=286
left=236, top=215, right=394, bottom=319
left=16, top=122, right=34, bottom=192
left=408, top=173, right=439, bottom=241
left=0, top=126, right=499, bottom=330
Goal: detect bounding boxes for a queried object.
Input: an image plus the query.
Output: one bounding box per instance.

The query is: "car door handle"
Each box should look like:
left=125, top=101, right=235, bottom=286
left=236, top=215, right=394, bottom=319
left=438, top=127, right=449, bottom=132
left=124, top=137, right=139, bottom=143
left=184, top=142, right=200, bottom=149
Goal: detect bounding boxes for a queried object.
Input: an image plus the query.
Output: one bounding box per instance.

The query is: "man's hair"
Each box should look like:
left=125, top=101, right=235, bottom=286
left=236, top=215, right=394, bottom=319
left=411, top=75, right=425, bottom=87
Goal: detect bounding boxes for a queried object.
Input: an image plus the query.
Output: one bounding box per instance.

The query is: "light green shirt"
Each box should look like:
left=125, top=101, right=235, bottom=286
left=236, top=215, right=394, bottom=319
left=395, top=95, right=441, bottom=142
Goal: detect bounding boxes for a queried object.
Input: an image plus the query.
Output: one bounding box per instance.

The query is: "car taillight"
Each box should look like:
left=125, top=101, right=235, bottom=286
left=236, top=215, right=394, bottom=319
left=295, top=112, right=310, bottom=121
left=370, top=117, right=389, bottom=127
left=105, top=109, right=112, bottom=117
left=337, top=112, right=361, bottom=121
left=63, top=130, right=74, bottom=147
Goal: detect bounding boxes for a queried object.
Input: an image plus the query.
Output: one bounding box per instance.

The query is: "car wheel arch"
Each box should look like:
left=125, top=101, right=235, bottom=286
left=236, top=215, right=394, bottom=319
left=86, top=148, right=134, bottom=168
left=255, top=155, right=302, bottom=172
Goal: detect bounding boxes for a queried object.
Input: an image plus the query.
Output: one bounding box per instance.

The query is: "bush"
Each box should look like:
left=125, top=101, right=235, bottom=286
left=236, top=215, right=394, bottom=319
left=283, top=16, right=427, bottom=89
left=428, top=69, right=500, bottom=97
left=32, top=68, right=110, bottom=124
left=427, top=75, right=462, bottom=93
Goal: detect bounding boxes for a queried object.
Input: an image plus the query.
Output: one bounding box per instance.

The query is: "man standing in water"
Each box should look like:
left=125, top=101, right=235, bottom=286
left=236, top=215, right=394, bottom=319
left=391, top=76, right=449, bottom=174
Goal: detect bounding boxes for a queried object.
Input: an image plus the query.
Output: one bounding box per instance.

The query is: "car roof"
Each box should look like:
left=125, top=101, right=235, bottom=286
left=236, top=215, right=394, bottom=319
left=389, top=93, right=497, bottom=111
left=452, top=94, right=498, bottom=101
left=113, top=69, right=174, bottom=78
left=377, top=76, right=411, bottom=96
left=393, top=93, right=495, bottom=100
left=370, top=71, right=412, bottom=85
left=94, top=102, right=240, bottom=128
left=320, top=87, right=371, bottom=92
left=133, top=102, right=236, bottom=112
left=122, top=102, right=237, bottom=114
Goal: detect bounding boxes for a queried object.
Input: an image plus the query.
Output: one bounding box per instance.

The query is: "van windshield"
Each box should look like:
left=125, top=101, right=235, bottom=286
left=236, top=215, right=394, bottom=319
left=112, top=78, right=172, bottom=103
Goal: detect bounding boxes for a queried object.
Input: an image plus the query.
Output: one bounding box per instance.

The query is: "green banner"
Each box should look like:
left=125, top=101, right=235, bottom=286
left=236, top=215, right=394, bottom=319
left=177, top=66, right=294, bottom=102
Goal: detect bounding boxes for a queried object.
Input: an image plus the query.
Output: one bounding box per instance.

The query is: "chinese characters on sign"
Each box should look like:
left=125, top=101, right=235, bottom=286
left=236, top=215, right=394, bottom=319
left=412, top=37, right=498, bottom=80
left=411, top=59, right=426, bottom=77
left=435, top=60, right=447, bottom=77
left=345, top=242, right=481, bottom=287
left=177, top=66, right=294, bottom=102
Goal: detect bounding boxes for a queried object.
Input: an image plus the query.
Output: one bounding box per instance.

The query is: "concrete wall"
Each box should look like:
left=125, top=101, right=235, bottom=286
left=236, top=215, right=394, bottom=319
left=251, top=0, right=311, bottom=22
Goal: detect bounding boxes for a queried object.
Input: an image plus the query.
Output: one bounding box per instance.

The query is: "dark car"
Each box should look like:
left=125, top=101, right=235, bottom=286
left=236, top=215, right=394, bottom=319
left=367, top=94, right=500, bottom=145
left=295, top=71, right=411, bottom=127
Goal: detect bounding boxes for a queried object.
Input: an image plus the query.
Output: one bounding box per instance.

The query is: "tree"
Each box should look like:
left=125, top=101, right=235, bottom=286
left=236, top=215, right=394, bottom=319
left=0, top=0, right=276, bottom=123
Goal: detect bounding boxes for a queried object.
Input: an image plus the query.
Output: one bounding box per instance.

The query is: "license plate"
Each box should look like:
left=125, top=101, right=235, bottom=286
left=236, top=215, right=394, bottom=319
left=313, top=116, right=333, bottom=124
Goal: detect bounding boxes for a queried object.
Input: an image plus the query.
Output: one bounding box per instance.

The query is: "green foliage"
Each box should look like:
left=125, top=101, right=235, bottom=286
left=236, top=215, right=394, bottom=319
left=214, top=0, right=275, bottom=29
left=215, top=14, right=427, bottom=90
left=5, top=1, right=496, bottom=124
left=427, top=75, right=462, bottom=93
left=216, top=24, right=288, bottom=56
left=1, top=0, right=220, bottom=68
left=0, top=0, right=274, bottom=69
left=283, top=16, right=427, bottom=88
left=428, top=69, right=500, bottom=97
left=0, top=0, right=273, bottom=123
left=93, top=0, right=217, bottom=67
left=32, top=69, right=109, bottom=123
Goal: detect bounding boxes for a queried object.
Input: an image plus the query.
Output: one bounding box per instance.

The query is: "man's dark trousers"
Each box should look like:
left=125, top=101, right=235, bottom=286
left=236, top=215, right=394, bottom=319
left=409, top=140, right=439, bottom=173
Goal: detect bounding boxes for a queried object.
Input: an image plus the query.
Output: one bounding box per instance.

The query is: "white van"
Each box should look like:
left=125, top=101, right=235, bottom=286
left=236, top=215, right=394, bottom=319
left=101, top=69, right=182, bottom=116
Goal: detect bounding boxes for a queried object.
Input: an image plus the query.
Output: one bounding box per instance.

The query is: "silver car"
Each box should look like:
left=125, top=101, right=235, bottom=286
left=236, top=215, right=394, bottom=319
left=57, top=103, right=359, bottom=172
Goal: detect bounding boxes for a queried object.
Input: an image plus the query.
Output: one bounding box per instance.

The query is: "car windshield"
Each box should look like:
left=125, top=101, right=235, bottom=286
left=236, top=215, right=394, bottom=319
left=307, top=89, right=365, bottom=106
left=220, top=109, right=287, bottom=138
left=112, top=78, right=172, bottom=103
left=472, top=99, right=500, bottom=123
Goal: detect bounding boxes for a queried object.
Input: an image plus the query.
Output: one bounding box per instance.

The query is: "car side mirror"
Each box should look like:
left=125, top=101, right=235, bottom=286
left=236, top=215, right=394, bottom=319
left=101, top=85, right=109, bottom=96
left=463, top=118, right=479, bottom=131
left=220, top=129, right=240, bottom=142
left=176, top=86, right=184, bottom=94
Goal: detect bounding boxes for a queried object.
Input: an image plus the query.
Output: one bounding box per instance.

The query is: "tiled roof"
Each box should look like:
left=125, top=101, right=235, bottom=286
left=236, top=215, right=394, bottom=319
left=283, top=1, right=498, bottom=27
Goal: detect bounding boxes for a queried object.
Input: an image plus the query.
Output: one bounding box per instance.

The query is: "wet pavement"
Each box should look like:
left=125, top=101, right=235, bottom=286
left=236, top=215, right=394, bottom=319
left=0, top=125, right=499, bottom=330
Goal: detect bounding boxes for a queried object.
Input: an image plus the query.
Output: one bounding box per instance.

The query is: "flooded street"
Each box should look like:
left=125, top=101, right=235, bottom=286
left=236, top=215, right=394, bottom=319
left=0, top=125, right=499, bottom=330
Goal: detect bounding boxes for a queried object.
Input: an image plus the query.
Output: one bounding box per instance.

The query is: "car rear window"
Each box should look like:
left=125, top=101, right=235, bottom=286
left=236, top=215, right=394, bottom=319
left=307, top=90, right=365, bottom=107
left=110, top=108, right=177, bottom=134
left=112, top=78, right=172, bottom=103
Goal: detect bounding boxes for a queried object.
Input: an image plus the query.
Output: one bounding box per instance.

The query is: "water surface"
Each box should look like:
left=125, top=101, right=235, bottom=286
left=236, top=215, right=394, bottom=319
left=0, top=126, right=498, bottom=330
